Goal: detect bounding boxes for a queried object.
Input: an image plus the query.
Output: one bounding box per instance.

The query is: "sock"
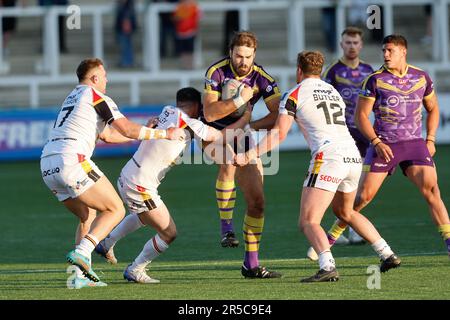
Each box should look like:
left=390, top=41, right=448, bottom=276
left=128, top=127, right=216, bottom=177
left=318, top=250, right=336, bottom=271
left=327, top=220, right=347, bottom=245
left=105, top=213, right=145, bottom=249
left=243, top=215, right=264, bottom=269
left=438, top=224, right=450, bottom=255
left=75, top=234, right=99, bottom=259
left=216, top=180, right=236, bottom=235
left=131, top=233, right=169, bottom=271
left=371, top=238, right=394, bottom=260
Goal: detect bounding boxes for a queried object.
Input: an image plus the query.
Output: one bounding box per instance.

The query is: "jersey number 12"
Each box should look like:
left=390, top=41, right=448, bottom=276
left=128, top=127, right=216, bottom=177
left=316, top=101, right=345, bottom=126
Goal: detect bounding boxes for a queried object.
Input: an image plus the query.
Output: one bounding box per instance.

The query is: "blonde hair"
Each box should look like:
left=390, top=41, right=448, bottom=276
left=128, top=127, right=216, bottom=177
left=297, top=51, right=325, bottom=76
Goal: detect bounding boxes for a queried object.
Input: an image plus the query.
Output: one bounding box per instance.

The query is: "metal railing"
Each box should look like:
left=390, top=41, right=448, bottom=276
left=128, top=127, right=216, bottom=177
left=0, top=0, right=448, bottom=108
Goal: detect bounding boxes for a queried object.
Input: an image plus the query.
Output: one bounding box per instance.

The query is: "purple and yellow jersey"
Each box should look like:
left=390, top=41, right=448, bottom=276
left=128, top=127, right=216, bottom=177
left=202, top=57, right=281, bottom=128
left=322, top=60, right=373, bottom=128
left=360, top=64, right=435, bottom=143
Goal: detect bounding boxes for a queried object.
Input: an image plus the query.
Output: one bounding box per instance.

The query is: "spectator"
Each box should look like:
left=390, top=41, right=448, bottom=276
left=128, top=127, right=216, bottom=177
left=149, top=0, right=177, bottom=58
left=172, top=0, right=201, bottom=69
left=115, top=0, right=137, bottom=68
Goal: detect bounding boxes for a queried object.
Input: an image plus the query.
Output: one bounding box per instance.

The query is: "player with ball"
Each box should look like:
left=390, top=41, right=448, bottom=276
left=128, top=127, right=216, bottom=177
left=202, top=31, right=281, bottom=278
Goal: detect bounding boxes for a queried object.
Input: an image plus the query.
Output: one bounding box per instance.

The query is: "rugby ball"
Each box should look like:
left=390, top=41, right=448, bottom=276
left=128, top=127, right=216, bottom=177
left=222, top=79, right=248, bottom=118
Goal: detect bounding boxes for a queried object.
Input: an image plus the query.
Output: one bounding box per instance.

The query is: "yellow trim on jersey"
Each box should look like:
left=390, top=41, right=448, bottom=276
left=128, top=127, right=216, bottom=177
left=413, top=106, right=422, bottom=114
left=335, top=75, right=364, bottom=87
left=359, top=95, right=376, bottom=101
left=92, top=98, right=105, bottom=107
left=376, top=77, right=427, bottom=95
left=253, top=65, right=276, bottom=82
left=360, top=68, right=384, bottom=89
left=378, top=106, right=400, bottom=115
left=322, top=60, right=340, bottom=79
left=338, top=58, right=360, bottom=70
left=423, top=90, right=435, bottom=101
left=230, top=62, right=253, bottom=80
left=205, top=59, right=230, bottom=92
left=263, top=91, right=281, bottom=103
left=383, top=64, right=409, bottom=78
left=80, top=160, right=92, bottom=174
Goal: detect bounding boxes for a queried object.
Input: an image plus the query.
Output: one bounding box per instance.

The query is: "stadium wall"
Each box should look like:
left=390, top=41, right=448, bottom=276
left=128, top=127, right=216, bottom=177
left=1, top=94, right=450, bottom=161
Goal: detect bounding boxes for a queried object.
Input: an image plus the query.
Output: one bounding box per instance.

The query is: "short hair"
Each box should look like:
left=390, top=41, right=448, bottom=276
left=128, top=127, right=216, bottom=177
left=382, top=34, right=408, bottom=49
left=297, top=51, right=325, bottom=76
left=229, top=31, right=258, bottom=52
left=76, top=58, right=104, bottom=82
left=176, top=87, right=201, bottom=104
left=341, top=26, right=363, bottom=39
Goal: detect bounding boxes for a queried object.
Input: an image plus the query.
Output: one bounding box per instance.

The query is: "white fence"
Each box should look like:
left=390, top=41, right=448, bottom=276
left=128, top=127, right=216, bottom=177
left=0, top=0, right=449, bottom=108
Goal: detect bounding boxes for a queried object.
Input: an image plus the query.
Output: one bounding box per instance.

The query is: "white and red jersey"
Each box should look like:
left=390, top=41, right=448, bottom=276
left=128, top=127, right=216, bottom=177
left=121, top=106, right=210, bottom=189
left=279, top=78, right=355, bottom=154
left=41, top=85, right=124, bottom=158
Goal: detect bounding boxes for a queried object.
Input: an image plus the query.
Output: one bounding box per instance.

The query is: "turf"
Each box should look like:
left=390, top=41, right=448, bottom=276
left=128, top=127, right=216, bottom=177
left=0, top=146, right=449, bottom=299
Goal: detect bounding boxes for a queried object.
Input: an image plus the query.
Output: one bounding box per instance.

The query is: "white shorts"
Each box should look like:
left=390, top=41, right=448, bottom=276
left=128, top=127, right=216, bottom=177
left=40, top=153, right=104, bottom=201
left=303, top=144, right=362, bottom=193
left=117, top=175, right=163, bottom=214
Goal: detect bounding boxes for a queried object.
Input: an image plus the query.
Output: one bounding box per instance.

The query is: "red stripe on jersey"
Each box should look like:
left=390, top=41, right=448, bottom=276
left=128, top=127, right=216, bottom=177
left=288, top=86, right=301, bottom=104
left=179, top=114, right=187, bottom=128
left=152, top=237, right=162, bottom=253
left=77, top=153, right=86, bottom=163
left=92, top=88, right=104, bottom=106
left=136, top=185, right=146, bottom=193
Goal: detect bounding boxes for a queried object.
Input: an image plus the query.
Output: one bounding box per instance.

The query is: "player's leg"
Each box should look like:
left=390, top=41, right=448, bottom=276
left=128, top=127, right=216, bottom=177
left=307, top=171, right=388, bottom=261
left=66, top=205, right=107, bottom=288
left=216, top=163, right=239, bottom=247
left=405, top=165, right=450, bottom=257
left=124, top=203, right=175, bottom=284
left=332, top=190, right=401, bottom=272
left=236, top=159, right=280, bottom=278
left=66, top=175, right=126, bottom=281
left=299, top=187, right=339, bottom=282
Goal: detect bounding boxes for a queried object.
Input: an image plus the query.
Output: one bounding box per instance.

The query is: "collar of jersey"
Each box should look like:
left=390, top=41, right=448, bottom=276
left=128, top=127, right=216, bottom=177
left=383, top=64, right=409, bottom=78
left=339, top=58, right=360, bottom=70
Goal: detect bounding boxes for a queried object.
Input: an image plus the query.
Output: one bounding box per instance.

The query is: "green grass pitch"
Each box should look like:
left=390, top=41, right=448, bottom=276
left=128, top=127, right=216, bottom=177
left=1, top=146, right=449, bottom=300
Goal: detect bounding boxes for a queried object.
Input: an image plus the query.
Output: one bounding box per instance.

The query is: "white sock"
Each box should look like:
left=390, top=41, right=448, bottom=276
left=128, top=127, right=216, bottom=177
left=318, top=249, right=336, bottom=271
left=75, top=234, right=99, bottom=259
left=131, top=234, right=169, bottom=271
left=105, top=213, right=145, bottom=249
left=371, top=238, right=394, bottom=260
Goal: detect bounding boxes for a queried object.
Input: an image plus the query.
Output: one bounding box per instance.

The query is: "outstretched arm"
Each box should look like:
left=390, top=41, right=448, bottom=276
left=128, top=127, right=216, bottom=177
left=111, top=117, right=184, bottom=141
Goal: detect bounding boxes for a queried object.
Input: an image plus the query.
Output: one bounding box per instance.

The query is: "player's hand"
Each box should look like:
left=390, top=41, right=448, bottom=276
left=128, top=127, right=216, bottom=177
left=234, top=152, right=249, bottom=167
left=238, top=84, right=254, bottom=103
left=375, top=142, right=394, bottom=162
left=166, top=127, right=186, bottom=141
left=426, top=140, right=436, bottom=157
left=146, top=117, right=159, bottom=128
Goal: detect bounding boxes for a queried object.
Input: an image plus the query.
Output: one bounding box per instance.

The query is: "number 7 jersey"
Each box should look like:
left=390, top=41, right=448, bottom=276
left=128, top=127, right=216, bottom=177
left=279, top=78, right=355, bottom=154
left=41, top=85, right=125, bottom=159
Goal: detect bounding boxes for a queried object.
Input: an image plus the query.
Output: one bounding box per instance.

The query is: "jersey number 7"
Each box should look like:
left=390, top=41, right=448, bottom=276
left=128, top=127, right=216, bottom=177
left=54, top=106, right=75, bottom=128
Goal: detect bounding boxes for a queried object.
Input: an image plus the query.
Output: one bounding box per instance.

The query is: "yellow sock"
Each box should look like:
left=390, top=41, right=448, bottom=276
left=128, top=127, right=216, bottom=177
left=328, top=220, right=347, bottom=241
left=438, top=224, right=450, bottom=240
left=216, top=180, right=236, bottom=234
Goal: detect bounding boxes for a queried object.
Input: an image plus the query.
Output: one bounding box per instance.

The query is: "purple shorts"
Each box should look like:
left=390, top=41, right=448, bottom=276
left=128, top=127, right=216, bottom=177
left=349, top=127, right=370, bottom=158
left=363, top=139, right=434, bottom=176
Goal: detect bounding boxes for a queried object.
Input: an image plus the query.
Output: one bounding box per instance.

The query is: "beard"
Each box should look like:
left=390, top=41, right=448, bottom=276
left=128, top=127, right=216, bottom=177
left=232, top=61, right=252, bottom=76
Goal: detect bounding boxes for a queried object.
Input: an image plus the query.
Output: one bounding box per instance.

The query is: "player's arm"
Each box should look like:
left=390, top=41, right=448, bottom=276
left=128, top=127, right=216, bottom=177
left=203, top=85, right=253, bottom=122
left=99, top=125, right=133, bottom=144
left=110, top=117, right=184, bottom=141
left=355, top=97, right=394, bottom=162
left=235, top=113, right=293, bottom=166
left=248, top=95, right=280, bottom=130
left=423, top=92, right=439, bottom=156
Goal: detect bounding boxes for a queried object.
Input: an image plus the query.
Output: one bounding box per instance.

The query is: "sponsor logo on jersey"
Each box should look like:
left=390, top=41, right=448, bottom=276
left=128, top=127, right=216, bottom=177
left=42, top=167, right=60, bottom=177
left=374, top=162, right=388, bottom=167
left=343, top=157, right=362, bottom=164
left=341, top=88, right=353, bottom=99
left=266, top=85, right=273, bottom=93
left=319, top=174, right=342, bottom=184
left=386, top=95, right=400, bottom=107
left=398, top=78, right=408, bottom=85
